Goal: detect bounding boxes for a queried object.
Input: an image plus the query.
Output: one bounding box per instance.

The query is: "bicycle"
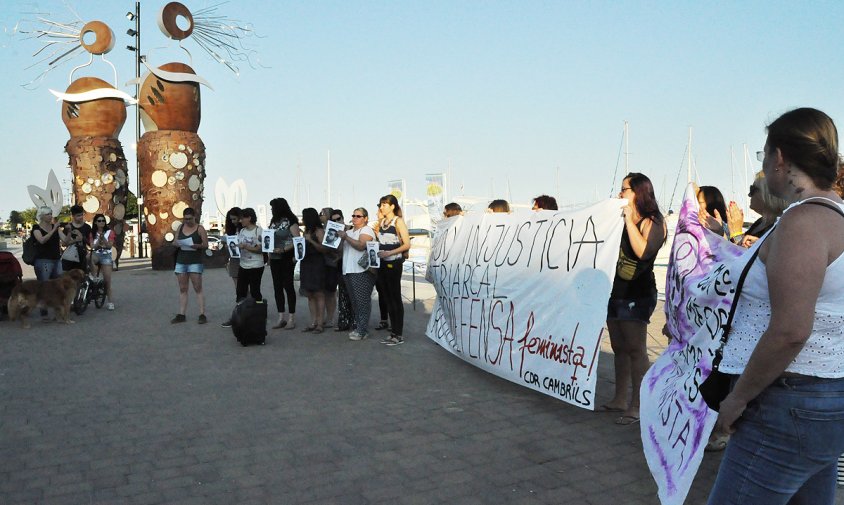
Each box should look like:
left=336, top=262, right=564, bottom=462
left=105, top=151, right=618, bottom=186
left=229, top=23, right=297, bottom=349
left=72, top=273, right=107, bottom=315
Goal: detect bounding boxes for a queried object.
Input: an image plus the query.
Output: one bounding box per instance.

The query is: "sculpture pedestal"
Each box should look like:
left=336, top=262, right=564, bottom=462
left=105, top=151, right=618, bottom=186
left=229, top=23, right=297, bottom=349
left=138, top=130, right=206, bottom=270
left=65, top=136, right=129, bottom=259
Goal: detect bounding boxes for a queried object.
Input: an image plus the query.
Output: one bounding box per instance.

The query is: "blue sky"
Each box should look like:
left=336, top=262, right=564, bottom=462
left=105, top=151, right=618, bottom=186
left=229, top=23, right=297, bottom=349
left=1, top=0, right=842, bottom=223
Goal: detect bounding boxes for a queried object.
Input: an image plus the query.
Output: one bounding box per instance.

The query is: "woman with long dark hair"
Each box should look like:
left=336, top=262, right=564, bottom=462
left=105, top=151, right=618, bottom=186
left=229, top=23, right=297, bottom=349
left=268, top=198, right=300, bottom=329
left=697, top=185, right=729, bottom=237
left=224, top=207, right=242, bottom=287
left=299, top=208, right=330, bottom=333
left=603, top=173, right=666, bottom=425
left=233, top=208, right=264, bottom=305
left=91, top=213, right=117, bottom=311
left=375, top=194, right=411, bottom=346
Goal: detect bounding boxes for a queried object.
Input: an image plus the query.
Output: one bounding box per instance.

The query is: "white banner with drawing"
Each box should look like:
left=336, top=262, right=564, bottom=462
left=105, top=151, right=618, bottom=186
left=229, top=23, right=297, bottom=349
left=425, top=201, right=626, bottom=409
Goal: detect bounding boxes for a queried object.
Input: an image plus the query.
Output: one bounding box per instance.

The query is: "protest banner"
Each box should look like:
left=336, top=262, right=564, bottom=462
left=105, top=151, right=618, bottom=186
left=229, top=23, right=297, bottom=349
left=640, top=184, right=747, bottom=504
left=425, top=201, right=625, bottom=409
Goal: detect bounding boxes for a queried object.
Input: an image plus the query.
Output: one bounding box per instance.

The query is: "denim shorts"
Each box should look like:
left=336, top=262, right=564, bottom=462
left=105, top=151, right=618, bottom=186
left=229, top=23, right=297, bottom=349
left=174, top=262, right=204, bottom=275
left=606, top=295, right=657, bottom=323
left=708, top=376, right=844, bottom=504
left=93, top=249, right=113, bottom=266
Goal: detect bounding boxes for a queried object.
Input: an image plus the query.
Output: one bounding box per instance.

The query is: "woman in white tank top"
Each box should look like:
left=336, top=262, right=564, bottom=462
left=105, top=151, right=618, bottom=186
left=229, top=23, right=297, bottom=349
left=707, top=108, right=844, bottom=505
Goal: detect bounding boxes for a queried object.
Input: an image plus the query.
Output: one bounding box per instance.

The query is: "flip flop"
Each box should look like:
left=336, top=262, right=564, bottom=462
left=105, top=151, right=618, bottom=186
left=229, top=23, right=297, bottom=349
left=599, top=405, right=624, bottom=413
left=615, top=415, right=640, bottom=426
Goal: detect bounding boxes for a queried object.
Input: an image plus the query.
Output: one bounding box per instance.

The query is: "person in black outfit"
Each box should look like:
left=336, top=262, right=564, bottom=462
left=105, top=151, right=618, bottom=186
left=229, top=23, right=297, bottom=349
left=61, top=205, right=91, bottom=273
left=603, top=173, right=666, bottom=425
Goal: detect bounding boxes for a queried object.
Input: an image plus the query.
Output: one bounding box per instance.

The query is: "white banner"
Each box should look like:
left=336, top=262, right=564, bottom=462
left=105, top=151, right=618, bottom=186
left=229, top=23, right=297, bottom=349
left=425, top=201, right=626, bottom=409
left=640, top=184, right=746, bottom=504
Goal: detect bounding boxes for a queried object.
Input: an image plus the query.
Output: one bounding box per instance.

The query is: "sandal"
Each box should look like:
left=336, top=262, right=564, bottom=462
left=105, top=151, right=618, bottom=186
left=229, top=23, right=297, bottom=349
left=313, top=326, right=324, bottom=334
left=614, top=415, right=639, bottom=426
left=302, top=325, right=316, bottom=332
left=375, top=321, right=390, bottom=330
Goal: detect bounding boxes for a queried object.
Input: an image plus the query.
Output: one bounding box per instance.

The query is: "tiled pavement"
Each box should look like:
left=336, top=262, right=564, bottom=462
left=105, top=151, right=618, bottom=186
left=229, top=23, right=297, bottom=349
left=0, top=257, right=828, bottom=504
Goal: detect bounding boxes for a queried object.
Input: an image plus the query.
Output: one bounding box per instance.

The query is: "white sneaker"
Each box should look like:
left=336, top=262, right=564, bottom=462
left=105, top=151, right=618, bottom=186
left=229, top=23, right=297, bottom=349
left=348, top=331, right=366, bottom=341
left=107, top=303, right=115, bottom=311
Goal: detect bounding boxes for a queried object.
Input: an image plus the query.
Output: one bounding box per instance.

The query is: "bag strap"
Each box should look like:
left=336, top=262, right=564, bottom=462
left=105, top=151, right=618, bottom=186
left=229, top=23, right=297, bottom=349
left=802, top=198, right=844, bottom=218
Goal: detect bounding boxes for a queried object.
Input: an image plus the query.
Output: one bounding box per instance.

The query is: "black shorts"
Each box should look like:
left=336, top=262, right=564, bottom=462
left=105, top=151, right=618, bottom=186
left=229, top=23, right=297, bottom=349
left=607, top=294, right=657, bottom=324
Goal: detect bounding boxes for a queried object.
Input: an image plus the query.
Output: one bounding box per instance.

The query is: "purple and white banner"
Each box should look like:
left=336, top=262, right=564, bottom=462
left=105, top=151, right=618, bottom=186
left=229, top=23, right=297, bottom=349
left=425, top=201, right=625, bottom=409
left=640, top=184, right=747, bottom=504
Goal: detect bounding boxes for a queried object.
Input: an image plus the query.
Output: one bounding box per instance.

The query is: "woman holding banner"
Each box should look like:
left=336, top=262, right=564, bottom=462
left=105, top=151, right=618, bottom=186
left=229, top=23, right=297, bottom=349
left=707, top=108, right=844, bottom=504
left=604, top=173, right=666, bottom=425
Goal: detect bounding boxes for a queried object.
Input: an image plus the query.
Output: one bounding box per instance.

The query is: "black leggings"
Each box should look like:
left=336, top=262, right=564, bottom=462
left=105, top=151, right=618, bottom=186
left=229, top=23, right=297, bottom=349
left=379, top=259, right=404, bottom=335
left=375, top=272, right=388, bottom=321
left=270, top=253, right=296, bottom=313
left=236, top=266, right=264, bottom=302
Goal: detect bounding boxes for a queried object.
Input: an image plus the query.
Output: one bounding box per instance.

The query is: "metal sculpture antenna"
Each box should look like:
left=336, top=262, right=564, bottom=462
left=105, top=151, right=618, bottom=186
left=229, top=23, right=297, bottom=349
left=188, top=2, right=266, bottom=76
left=17, top=14, right=87, bottom=88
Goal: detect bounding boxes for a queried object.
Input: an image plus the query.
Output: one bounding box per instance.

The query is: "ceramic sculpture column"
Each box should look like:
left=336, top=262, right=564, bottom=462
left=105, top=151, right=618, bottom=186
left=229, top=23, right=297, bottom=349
left=137, top=62, right=206, bottom=269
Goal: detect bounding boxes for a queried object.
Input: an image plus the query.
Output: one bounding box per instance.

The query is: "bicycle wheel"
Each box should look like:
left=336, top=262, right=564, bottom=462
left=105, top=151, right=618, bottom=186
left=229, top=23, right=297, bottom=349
left=94, top=282, right=107, bottom=308
left=73, top=282, right=89, bottom=315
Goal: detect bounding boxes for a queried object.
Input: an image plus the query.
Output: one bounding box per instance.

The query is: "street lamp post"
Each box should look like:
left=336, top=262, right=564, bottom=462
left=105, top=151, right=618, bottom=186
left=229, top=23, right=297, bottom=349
left=126, top=3, right=144, bottom=258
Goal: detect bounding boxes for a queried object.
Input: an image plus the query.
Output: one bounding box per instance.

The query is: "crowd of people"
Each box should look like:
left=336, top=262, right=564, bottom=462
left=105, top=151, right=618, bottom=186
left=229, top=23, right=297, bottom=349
left=17, top=106, right=844, bottom=504
left=28, top=204, right=117, bottom=316
left=170, top=196, right=418, bottom=347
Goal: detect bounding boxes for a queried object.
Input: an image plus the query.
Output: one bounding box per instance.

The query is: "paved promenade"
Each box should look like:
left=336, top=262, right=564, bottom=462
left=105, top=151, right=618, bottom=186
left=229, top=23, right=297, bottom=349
left=0, top=253, right=812, bottom=504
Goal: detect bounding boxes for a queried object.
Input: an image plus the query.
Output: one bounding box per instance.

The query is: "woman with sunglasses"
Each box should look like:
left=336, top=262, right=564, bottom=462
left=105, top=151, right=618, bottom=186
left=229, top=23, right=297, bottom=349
left=171, top=208, right=208, bottom=323
left=90, top=213, right=118, bottom=311
left=726, top=171, right=788, bottom=248
left=31, top=206, right=68, bottom=282
left=375, top=194, right=411, bottom=346
left=604, top=173, right=666, bottom=425
left=337, top=208, right=375, bottom=340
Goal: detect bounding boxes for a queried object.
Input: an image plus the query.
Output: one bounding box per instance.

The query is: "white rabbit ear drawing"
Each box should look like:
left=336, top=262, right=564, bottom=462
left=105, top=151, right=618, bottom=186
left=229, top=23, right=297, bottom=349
left=214, top=178, right=248, bottom=214
left=27, top=170, right=64, bottom=215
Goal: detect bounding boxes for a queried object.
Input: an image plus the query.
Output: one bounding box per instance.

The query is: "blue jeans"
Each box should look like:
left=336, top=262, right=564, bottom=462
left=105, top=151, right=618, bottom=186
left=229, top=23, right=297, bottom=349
left=708, top=376, right=844, bottom=505
left=33, top=258, right=62, bottom=281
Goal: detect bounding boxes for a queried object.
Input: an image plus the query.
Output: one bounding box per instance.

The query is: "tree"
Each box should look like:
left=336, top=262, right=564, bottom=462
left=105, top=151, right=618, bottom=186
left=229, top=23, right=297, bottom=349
left=8, top=210, right=23, bottom=229
left=125, top=191, right=138, bottom=219
left=19, top=207, right=37, bottom=226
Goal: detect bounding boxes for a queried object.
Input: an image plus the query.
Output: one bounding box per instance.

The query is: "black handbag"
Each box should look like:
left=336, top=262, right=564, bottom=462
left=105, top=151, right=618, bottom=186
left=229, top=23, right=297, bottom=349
left=699, top=200, right=844, bottom=411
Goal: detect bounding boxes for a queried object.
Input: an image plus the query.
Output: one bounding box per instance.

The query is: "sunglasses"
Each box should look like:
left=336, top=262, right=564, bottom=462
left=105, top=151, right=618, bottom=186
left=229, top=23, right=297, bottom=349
left=351, top=214, right=365, bottom=218
left=748, top=185, right=759, bottom=197
left=95, top=219, right=106, bottom=223
left=331, top=216, right=342, bottom=221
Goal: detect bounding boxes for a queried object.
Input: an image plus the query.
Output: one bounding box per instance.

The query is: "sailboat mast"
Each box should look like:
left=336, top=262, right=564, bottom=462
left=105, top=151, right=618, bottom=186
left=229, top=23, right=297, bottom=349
left=743, top=144, right=750, bottom=215
left=326, top=150, right=331, bottom=207
left=730, top=145, right=735, bottom=201
left=687, top=127, right=693, bottom=183
left=624, top=120, right=629, bottom=174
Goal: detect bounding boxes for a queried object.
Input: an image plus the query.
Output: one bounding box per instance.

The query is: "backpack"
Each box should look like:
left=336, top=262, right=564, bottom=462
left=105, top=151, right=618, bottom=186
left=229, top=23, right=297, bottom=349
left=22, top=236, right=37, bottom=266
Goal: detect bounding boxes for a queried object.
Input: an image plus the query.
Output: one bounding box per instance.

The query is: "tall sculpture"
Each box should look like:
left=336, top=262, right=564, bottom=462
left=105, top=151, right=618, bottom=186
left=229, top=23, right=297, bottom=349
left=19, top=2, right=260, bottom=269
left=21, top=17, right=136, bottom=257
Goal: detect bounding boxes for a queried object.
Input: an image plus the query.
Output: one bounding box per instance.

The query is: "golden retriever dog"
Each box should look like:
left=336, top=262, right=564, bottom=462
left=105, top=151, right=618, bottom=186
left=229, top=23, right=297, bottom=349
left=8, top=269, right=85, bottom=328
